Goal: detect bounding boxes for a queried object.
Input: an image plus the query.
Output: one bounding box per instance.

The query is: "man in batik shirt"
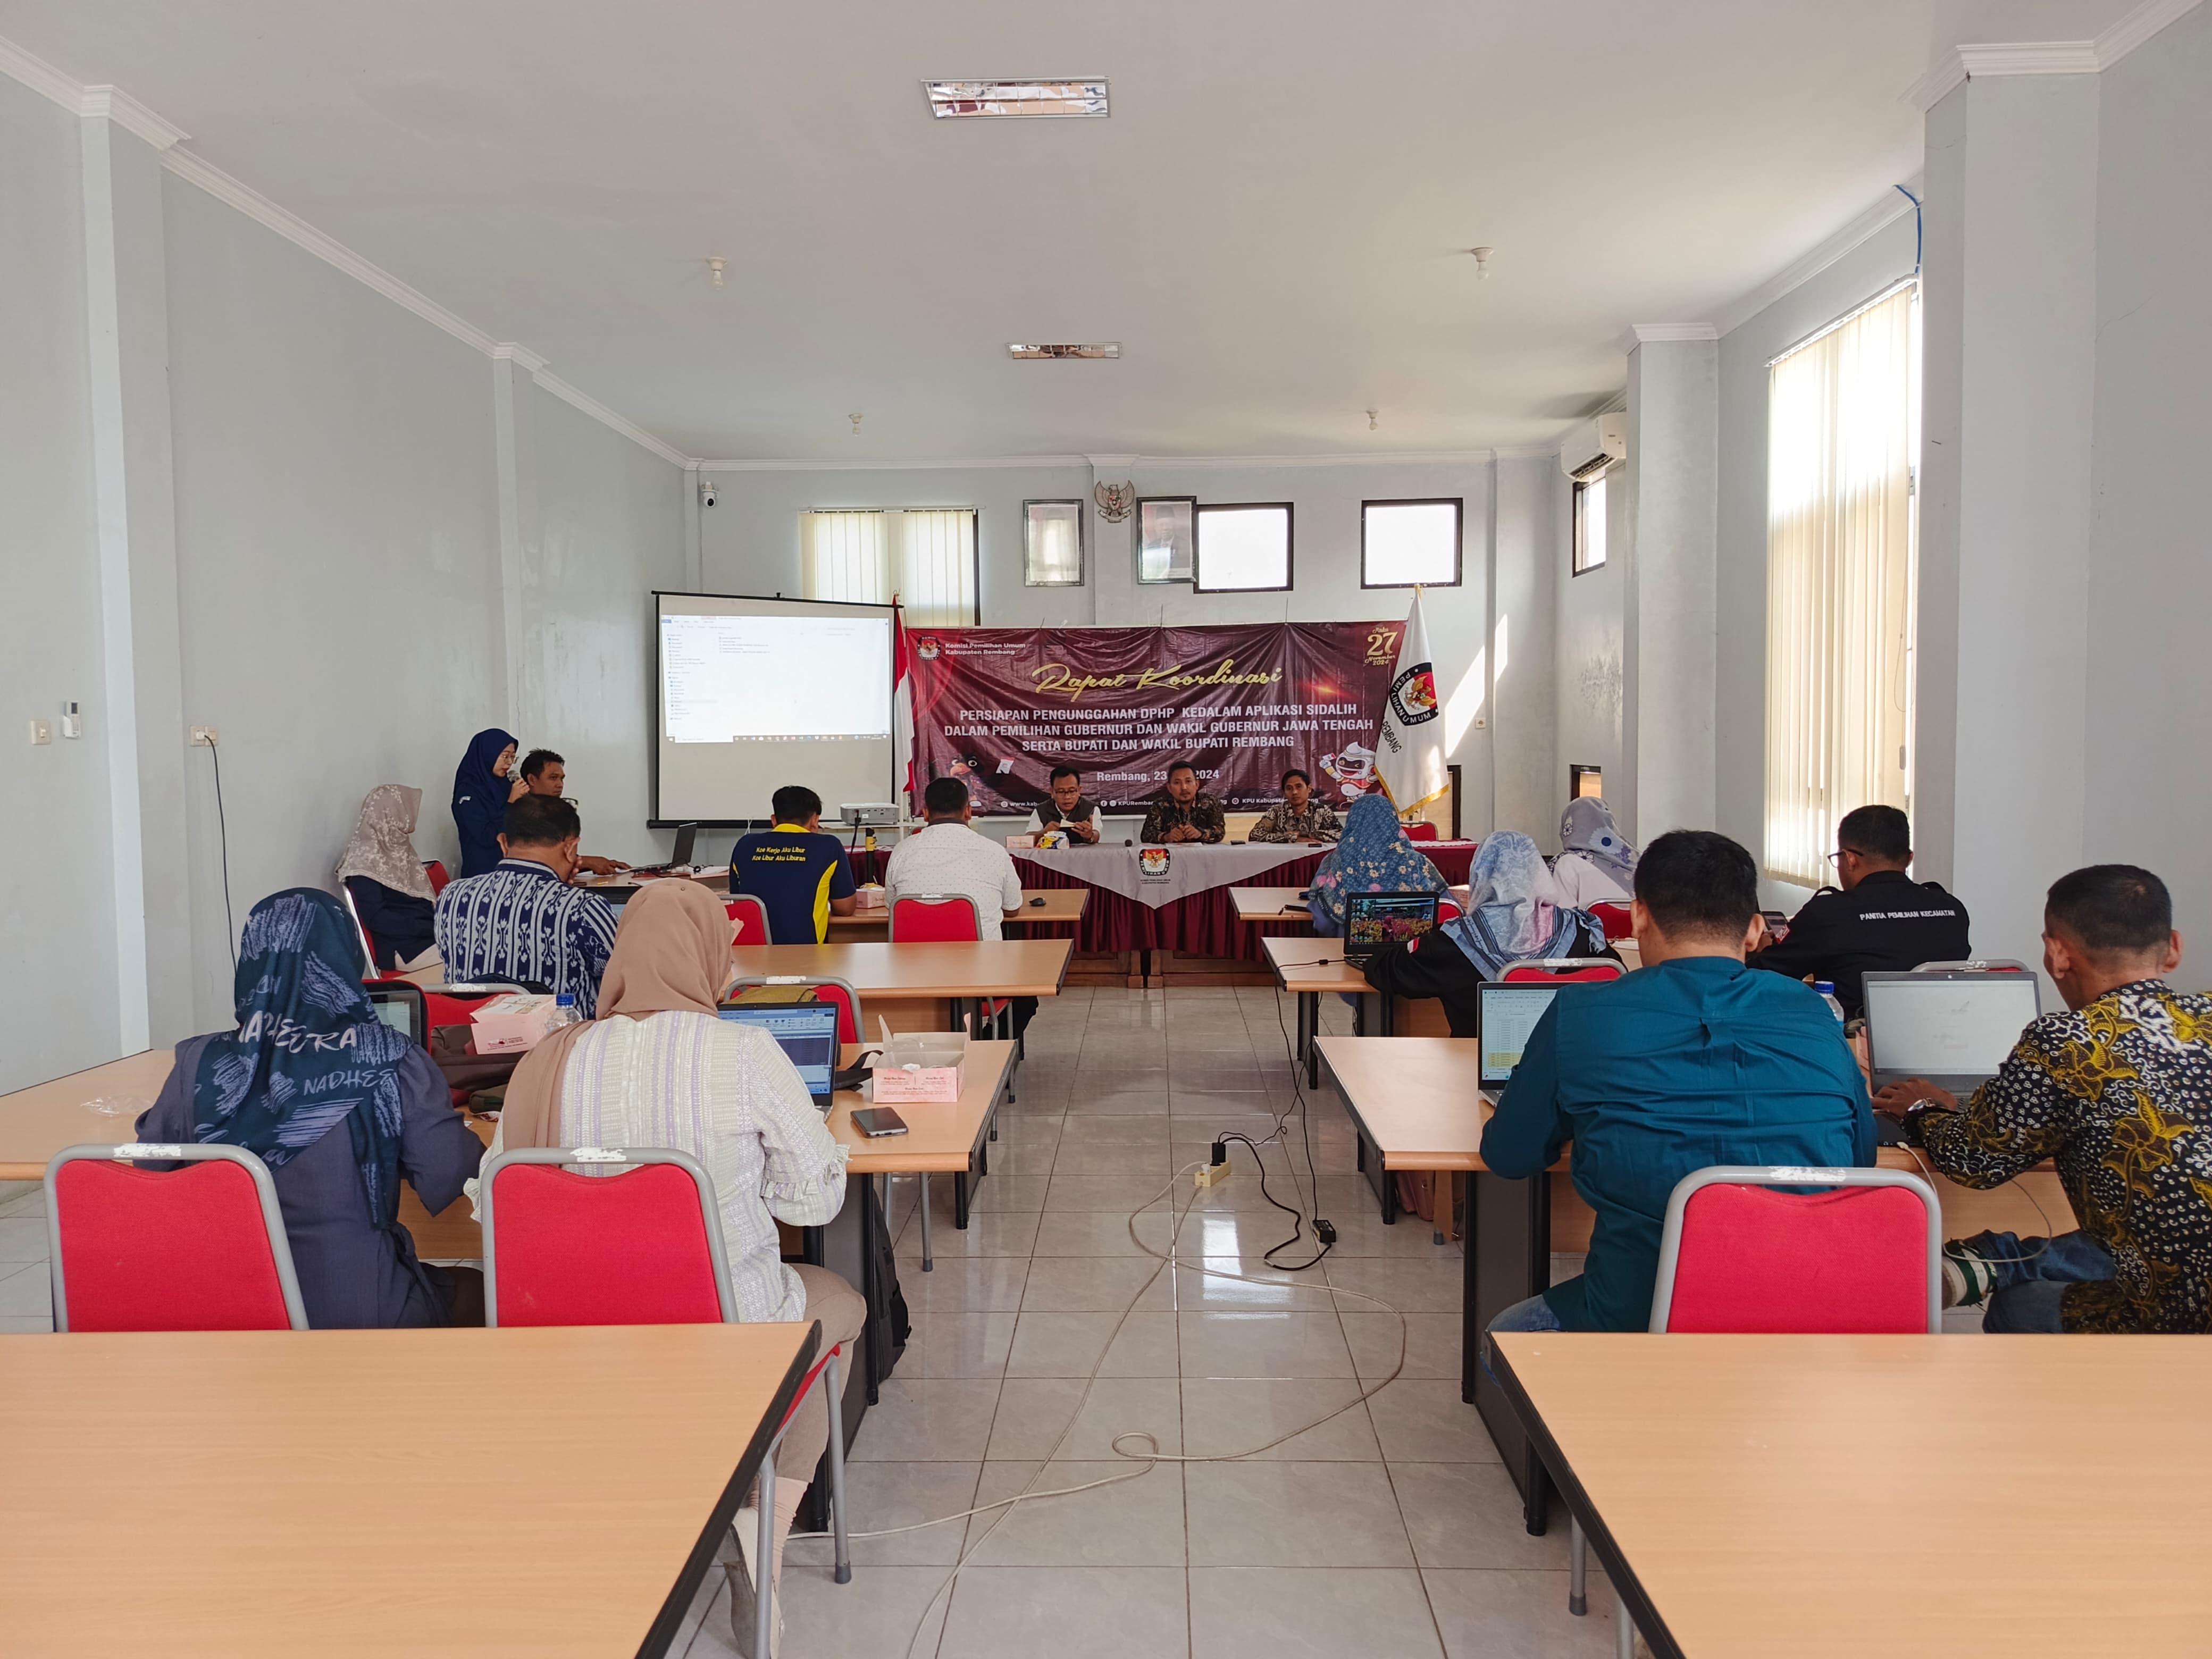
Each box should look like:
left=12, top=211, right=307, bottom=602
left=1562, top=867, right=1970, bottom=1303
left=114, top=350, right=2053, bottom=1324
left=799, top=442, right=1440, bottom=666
left=1246, top=768, right=1343, bottom=844
left=1139, top=763, right=1226, bottom=845
left=1877, top=865, right=2211, bottom=1333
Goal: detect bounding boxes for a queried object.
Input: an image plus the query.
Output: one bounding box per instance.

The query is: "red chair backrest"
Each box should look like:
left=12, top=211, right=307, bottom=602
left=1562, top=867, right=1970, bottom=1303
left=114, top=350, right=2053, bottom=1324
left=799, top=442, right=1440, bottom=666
left=891, top=895, right=981, bottom=942
left=811, top=982, right=862, bottom=1044
left=1404, top=822, right=1439, bottom=842
left=1590, top=902, right=1633, bottom=941
left=488, top=1162, right=726, bottom=1326
left=1437, top=899, right=1463, bottom=922
left=1663, top=1183, right=1933, bottom=1334
left=53, top=1158, right=295, bottom=1331
left=726, top=893, right=771, bottom=945
left=1502, top=962, right=1623, bottom=983
left=426, top=860, right=451, bottom=894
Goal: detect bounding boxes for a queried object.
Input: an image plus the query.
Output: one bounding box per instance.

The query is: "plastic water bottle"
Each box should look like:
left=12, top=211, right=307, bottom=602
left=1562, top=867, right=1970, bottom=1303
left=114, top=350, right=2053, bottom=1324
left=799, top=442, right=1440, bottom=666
left=1814, top=981, right=1846, bottom=1024
left=548, top=993, right=581, bottom=1029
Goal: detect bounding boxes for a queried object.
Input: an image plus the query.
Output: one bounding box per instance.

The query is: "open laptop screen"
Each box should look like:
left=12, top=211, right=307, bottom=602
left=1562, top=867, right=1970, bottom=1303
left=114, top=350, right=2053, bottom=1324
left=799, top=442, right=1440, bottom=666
left=717, top=1001, right=843, bottom=1101
left=1477, top=983, right=1562, bottom=1087
left=1344, top=892, right=1440, bottom=960
left=1863, top=971, right=2041, bottom=1085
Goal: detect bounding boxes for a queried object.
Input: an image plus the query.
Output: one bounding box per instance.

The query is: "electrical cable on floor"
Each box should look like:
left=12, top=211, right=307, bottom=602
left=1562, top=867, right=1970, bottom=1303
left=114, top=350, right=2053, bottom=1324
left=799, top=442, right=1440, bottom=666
left=205, top=738, right=238, bottom=969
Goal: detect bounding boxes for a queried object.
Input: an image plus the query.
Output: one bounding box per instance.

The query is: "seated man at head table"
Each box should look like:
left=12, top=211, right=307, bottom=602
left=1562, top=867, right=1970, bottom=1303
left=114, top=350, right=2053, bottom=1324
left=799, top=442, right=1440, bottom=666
left=433, top=793, right=620, bottom=1015
left=728, top=783, right=859, bottom=943
left=1748, top=803, right=1970, bottom=1020
left=1246, top=767, right=1343, bottom=845
left=1875, top=864, right=2212, bottom=1334
left=1480, top=830, right=1873, bottom=1349
left=884, top=775, right=1035, bottom=1035
left=517, top=748, right=630, bottom=878
left=1026, top=764, right=1102, bottom=845
left=1139, top=761, right=1227, bottom=845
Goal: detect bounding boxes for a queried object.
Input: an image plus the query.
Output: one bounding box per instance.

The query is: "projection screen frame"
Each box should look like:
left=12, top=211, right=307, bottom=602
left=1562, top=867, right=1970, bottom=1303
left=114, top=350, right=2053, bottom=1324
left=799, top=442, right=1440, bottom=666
left=650, top=590, right=900, bottom=828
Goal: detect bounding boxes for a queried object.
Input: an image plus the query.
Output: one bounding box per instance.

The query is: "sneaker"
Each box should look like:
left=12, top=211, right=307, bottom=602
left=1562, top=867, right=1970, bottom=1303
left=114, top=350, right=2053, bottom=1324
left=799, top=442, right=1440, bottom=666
left=1942, top=1244, right=2000, bottom=1309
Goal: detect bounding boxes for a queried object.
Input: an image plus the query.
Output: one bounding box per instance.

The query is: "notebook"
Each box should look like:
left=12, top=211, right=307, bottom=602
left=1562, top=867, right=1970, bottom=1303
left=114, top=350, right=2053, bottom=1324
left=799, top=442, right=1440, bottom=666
left=1342, top=891, right=1441, bottom=962
left=716, top=999, right=843, bottom=1110
left=1862, top=969, right=2042, bottom=1094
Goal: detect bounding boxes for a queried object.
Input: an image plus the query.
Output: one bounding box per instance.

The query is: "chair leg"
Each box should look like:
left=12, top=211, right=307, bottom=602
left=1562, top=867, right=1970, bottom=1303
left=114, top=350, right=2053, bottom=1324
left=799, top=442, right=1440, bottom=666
left=1616, top=1586, right=1634, bottom=1659
left=1570, top=1517, right=1588, bottom=1614
left=824, top=1348, right=852, bottom=1584
left=918, top=1174, right=934, bottom=1271
left=756, top=1444, right=778, bottom=1659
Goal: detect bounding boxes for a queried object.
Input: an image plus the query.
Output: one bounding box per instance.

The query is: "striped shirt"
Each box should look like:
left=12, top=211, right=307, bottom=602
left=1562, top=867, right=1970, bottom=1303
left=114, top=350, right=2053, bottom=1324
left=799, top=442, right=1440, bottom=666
left=433, top=859, right=619, bottom=1015
left=555, top=1012, right=849, bottom=1322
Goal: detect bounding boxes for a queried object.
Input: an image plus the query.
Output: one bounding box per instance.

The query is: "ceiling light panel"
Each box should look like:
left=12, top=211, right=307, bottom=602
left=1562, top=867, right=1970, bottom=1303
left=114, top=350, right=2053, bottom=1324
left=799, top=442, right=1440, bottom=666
left=926, top=79, right=1109, bottom=119
left=1008, top=343, right=1121, bottom=360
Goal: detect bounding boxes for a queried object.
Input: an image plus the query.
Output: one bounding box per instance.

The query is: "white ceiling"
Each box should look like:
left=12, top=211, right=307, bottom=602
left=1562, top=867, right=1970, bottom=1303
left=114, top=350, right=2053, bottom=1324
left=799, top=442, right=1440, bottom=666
left=0, top=0, right=2145, bottom=461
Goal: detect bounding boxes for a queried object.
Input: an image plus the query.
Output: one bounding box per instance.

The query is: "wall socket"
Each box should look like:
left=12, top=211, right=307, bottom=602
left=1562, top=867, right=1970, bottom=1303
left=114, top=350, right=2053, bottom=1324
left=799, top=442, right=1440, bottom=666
left=28, top=719, right=52, bottom=746
left=190, top=726, right=219, bottom=747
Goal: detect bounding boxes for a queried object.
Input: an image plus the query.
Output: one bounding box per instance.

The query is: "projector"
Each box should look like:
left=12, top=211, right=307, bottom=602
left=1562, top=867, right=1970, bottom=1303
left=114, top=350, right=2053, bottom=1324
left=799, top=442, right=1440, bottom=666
left=840, top=802, right=902, bottom=827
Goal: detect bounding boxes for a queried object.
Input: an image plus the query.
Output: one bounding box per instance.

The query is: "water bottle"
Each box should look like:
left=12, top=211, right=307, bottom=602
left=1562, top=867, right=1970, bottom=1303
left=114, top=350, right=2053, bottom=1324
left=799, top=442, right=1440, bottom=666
left=1814, top=981, right=1846, bottom=1025
left=548, top=993, right=581, bottom=1029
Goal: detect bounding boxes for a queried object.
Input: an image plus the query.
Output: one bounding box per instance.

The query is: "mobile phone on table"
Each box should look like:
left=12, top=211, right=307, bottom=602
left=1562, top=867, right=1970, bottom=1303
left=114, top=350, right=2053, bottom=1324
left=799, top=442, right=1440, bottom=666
left=851, top=1107, right=910, bottom=1138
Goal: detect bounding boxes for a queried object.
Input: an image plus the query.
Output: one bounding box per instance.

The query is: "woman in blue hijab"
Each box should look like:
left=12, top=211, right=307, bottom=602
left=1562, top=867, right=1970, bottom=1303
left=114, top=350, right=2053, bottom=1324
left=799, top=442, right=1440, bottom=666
left=1308, top=792, right=1448, bottom=936
left=1360, top=831, right=1615, bottom=1035
left=451, top=727, right=521, bottom=878
left=133, top=889, right=482, bottom=1327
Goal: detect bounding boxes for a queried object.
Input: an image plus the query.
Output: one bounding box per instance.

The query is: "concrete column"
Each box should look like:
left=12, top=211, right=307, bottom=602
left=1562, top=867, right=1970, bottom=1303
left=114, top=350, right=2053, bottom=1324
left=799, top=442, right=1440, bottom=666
left=80, top=111, right=194, bottom=1051
left=1620, top=331, right=1720, bottom=843
left=1490, top=456, right=1558, bottom=847
left=1087, top=456, right=1135, bottom=627
left=1914, top=73, right=2100, bottom=964
left=491, top=348, right=543, bottom=735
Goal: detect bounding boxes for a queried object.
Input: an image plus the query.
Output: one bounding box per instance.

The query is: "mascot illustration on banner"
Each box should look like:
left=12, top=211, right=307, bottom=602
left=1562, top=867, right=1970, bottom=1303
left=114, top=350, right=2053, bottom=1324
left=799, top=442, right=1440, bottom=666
left=1318, top=742, right=1379, bottom=802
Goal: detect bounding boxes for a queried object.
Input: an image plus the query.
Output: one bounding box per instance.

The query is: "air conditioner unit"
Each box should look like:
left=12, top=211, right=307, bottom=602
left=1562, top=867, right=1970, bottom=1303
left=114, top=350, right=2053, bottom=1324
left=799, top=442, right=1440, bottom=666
left=1559, top=413, right=1627, bottom=482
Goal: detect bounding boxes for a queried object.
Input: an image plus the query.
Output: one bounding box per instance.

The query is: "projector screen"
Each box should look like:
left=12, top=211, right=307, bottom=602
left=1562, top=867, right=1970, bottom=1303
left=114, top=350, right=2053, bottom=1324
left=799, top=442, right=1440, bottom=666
left=654, top=592, right=896, bottom=824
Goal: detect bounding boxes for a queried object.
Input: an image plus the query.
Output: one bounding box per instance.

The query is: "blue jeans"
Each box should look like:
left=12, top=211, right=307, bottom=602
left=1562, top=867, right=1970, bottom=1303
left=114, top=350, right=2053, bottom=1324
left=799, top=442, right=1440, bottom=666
left=1480, top=1290, right=1565, bottom=1385
left=1962, top=1229, right=2115, bottom=1334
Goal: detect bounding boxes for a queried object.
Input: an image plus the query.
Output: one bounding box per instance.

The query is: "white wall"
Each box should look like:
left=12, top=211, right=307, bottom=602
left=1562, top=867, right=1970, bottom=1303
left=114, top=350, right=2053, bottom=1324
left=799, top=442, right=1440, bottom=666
left=0, top=79, right=119, bottom=1090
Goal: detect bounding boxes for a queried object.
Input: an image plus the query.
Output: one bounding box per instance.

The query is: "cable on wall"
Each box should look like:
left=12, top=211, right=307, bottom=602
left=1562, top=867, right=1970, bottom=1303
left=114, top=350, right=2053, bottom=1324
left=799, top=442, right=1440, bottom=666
left=1894, top=182, right=1923, bottom=274
left=204, top=738, right=238, bottom=969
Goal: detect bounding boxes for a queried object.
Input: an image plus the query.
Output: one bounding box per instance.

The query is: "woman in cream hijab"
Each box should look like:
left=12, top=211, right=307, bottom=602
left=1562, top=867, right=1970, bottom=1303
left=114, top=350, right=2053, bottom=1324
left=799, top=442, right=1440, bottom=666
left=493, top=879, right=859, bottom=1657
left=337, top=784, right=442, bottom=971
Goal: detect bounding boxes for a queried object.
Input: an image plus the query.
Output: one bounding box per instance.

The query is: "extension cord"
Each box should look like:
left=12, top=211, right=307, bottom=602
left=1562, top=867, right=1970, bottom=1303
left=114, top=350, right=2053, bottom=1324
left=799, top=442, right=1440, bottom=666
left=1193, top=1146, right=1232, bottom=1189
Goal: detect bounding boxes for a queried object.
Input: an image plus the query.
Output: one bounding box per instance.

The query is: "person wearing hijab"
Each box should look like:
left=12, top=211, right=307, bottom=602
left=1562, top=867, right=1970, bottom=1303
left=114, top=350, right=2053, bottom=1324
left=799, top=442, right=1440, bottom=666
left=1361, top=831, right=1615, bottom=1035
left=487, top=879, right=859, bottom=1654
left=1552, top=797, right=1637, bottom=907
left=451, top=727, right=523, bottom=878
left=338, top=784, right=442, bottom=970
left=1306, top=791, right=1448, bottom=936
left=133, top=889, right=483, bottom=1328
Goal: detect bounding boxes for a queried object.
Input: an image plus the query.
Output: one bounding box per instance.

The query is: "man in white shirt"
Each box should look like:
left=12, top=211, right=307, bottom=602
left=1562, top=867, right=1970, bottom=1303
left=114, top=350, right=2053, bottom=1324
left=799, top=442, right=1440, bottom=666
left=886, top=776, right=1033, bottom=1032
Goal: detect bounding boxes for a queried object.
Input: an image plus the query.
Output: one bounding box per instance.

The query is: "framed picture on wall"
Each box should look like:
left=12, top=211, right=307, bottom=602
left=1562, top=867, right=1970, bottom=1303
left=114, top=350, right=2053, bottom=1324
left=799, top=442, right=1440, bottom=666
left=1023, top=500, right=1084, bottom=586
left=1135, top=496, right=1196, bottom=583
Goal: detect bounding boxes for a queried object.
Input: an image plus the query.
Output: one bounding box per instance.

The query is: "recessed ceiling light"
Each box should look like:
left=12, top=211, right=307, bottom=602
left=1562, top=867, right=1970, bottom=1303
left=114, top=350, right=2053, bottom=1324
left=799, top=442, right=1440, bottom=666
left=926, top=79, right=1109, bottom=119
left=1008, top=342, right=1121, bottom=360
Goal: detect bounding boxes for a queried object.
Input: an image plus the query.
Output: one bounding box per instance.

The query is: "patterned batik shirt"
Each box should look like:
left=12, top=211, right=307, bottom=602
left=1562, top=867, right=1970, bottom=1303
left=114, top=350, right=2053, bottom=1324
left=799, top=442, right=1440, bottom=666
left=1917, top=981, right=2212, bottom=1333
left=1246, top=801, right=1344, bottom=843
left=1139, top=793, right=1227, bottom=845
left=432, top=859, right=619, bottom=1016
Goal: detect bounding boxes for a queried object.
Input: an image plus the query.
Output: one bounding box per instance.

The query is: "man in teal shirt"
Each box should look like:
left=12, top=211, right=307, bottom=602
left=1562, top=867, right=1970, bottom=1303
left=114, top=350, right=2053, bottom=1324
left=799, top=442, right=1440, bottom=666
left=1482, top=830, right=1873, bottom=1337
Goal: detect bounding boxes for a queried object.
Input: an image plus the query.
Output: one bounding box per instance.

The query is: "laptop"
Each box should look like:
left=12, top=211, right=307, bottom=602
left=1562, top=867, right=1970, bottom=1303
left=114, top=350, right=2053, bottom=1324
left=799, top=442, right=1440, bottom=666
left=1862, top=969, right=2042, bottom=1094
left=1342, top=891, right=1441, bottom=962
left=717, top=999, right=843, bottom=1112
left=630, top=823, right=699, bottom=877
left=1475, top=981, right=1565, bottom=1099
left=363, top=983, right=427, bottom=1049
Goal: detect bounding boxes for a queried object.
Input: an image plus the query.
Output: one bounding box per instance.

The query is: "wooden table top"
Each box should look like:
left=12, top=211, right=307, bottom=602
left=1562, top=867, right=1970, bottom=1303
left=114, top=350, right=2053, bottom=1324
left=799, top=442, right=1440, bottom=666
left=1490, top=1331, right=2212, bottom=1658
left=1230, top=886, right=1313, bottom=923
left=0, top=1049, right=178, bottom=1181
left=1260, top=934, right=1370, bottom=993
left=831, top=1040, right=1013, bottom=1174
left=1318, top=1036, right=1492, bottom=1170
left=827, top=887, right=1088, bottom=932
left=0, top=1321, right=811, bottom=1657
left=728, top=939, right=1071, bottom=998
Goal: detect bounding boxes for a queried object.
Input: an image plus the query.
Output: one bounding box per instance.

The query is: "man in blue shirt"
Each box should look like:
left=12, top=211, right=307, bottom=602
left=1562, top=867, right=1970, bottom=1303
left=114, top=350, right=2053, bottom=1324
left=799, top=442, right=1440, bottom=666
left=433, top=793, right=620, bottom=1015
left=730, top=785, right=859, bottom=944
left=1482, top=829, right=1873, bottom=1338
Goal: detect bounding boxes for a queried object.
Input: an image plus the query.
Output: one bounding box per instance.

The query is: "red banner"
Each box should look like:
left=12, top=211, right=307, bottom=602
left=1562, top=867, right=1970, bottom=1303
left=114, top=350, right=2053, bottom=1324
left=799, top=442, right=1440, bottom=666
left=907, top=622, right=1409, bottom=813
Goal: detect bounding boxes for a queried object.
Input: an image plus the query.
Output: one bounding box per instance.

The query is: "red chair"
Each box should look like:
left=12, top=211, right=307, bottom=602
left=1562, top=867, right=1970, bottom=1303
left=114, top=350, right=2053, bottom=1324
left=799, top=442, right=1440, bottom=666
left=1568, top=1165, right=1941, bottom=1644
left=1589, top=902, right=1633, bottom=942
left=1403, top=822, right=1439, bottom=842
left=337, top=881, right=382, bottom=972
left=1501, top=957, right=1626, bottom=984
left=46, top=1143, right=308, bottom=1331
left=725, top=976, right=864, bottom=1045
left=480, top=1145, right=853, bottom=1623
left=726, top=892, right=772, bottom=946
left=1437, top=899, right=1463, bottom=923
left=889, top=895, right=1012, bottom=1038
left=425, top=860, right=451, bottom=895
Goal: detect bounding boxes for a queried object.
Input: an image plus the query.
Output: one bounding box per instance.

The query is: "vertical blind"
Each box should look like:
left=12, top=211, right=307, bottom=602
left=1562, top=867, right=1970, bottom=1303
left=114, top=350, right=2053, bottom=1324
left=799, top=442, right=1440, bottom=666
left=1764, top=282, right=1919, bottom=887
left=800, top=508, right=977, bottom=626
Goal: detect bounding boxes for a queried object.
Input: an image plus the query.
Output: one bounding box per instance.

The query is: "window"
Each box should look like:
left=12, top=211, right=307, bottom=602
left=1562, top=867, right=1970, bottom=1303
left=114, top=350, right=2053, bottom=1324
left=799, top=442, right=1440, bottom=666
left=1194, top=502, right=1293, bottom=592
left=1023, top=500, right=1084, bottom=586
left=1361, top=499, right=1461, bottom=588
left=1572, top=472, right=1608, bottom=575
left=1570, top=764, right=1604, bottom=800
left=800, top=508, right=978, bottom=626
left=1764, top=281, right=1918, bottom=887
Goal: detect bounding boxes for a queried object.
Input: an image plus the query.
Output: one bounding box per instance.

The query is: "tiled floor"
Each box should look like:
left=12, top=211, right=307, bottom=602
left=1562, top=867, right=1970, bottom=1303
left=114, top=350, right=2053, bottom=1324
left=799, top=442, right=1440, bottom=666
left=676, top=985, right=1628, bottom=1658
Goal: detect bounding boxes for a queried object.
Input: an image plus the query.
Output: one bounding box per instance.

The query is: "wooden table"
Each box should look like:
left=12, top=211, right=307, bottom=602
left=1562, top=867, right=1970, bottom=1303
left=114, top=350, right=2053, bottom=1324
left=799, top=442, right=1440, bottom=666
left=1230, top=886, right=1312, bottom=925
left=1490, top=1331, right=2212, bottom=1658
left=728, top=939, right=1071, bottom=1035
left=827, top=887, right=1088, bottom=940
left=1318, top=1033, right=2077, bottom=1535
left=0, top=1320, right=814, bottom=1657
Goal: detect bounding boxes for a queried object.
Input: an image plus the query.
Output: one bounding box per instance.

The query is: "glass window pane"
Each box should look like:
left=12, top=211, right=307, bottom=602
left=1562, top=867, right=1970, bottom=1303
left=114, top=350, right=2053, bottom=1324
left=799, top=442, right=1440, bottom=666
left=1023, top=501, right=1084, bottom=586
left=1195, top=504, right=1292, bottom=591
left=1362, top=500, right=1460, bottom=586
left=1573, top=475, right=1608, bottom=575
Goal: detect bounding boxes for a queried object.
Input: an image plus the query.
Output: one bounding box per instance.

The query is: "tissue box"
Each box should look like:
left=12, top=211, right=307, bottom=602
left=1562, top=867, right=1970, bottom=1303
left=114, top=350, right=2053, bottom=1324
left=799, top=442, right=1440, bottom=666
left=854, top=884, right=887, bottom=910
left=470, top=993, right=560, bottom=1054
left=1003, top=835, right=1036, bottom=850
left=867, top=1055, right=967, bottom=1103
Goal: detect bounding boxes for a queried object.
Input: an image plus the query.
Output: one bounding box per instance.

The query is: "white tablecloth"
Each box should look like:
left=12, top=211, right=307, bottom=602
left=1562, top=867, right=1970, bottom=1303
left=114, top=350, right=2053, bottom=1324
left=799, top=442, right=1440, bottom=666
left=1008, top=842, right=1316, bottom=908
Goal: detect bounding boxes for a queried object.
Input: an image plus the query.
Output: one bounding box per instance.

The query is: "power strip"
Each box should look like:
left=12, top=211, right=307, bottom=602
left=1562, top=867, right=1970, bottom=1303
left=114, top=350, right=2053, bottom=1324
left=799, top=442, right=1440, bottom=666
left=1192, top=1157, right=1233, bottom=1189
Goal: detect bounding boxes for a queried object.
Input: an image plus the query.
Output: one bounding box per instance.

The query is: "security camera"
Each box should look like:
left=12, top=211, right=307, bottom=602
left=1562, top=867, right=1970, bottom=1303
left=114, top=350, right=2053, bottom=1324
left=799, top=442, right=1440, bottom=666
left=699, top=480, right=718, bottom=508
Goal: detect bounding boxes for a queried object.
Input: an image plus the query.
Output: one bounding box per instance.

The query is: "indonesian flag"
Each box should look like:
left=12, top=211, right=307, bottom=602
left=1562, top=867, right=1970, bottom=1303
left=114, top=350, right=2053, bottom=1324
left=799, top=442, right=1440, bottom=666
left=892, top=601, right=916, bottom=812
left=1374, top=589, right=1448, bottom=815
